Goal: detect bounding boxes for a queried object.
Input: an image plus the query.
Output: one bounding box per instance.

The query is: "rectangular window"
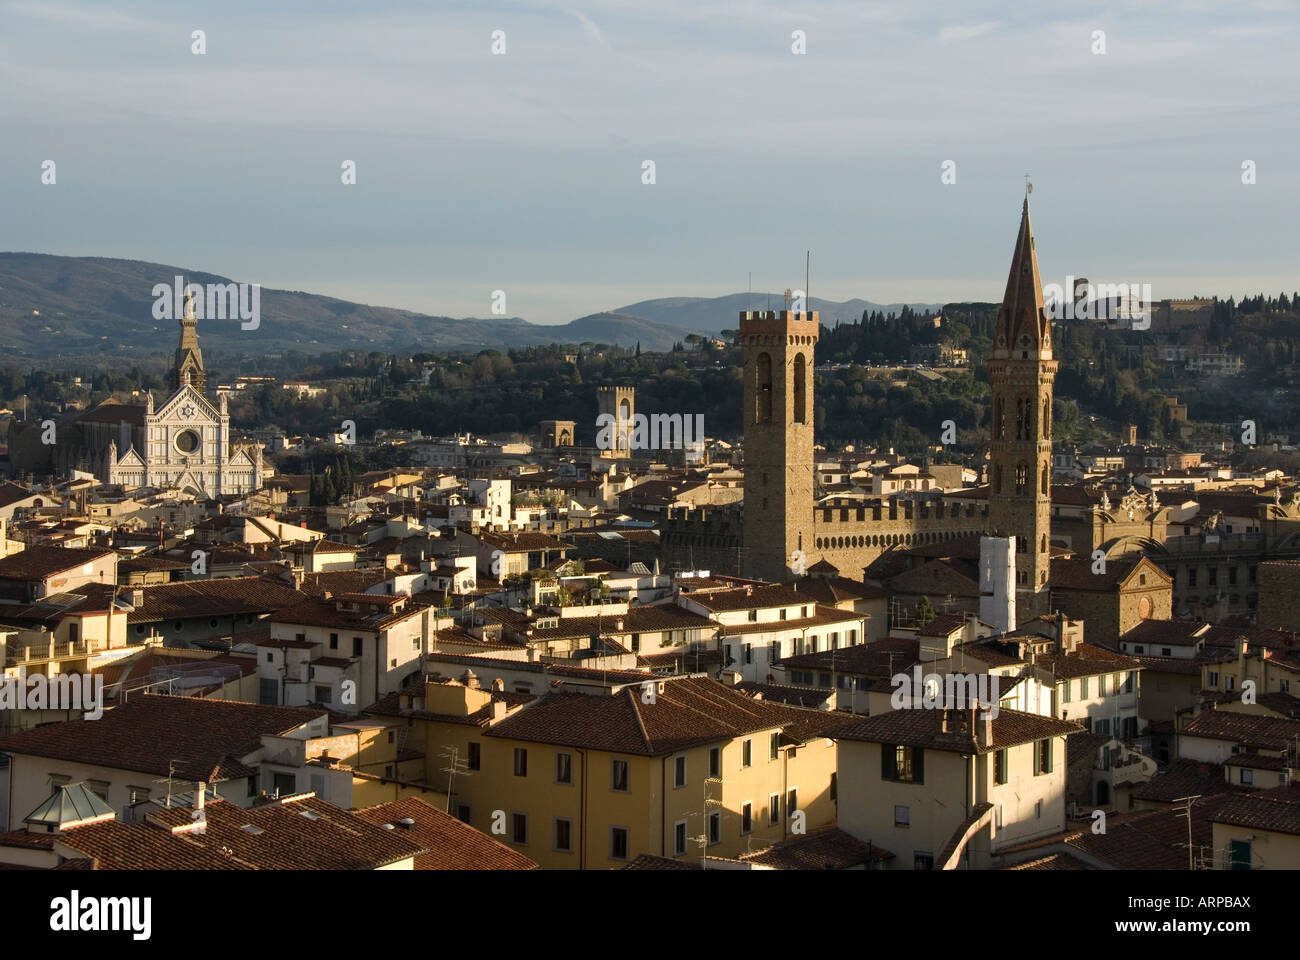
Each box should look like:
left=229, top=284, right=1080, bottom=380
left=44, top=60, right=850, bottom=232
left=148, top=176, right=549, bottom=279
left=352, top=637, right=363, bottom=656
left=673, top=755, right=686, bottom=788
left=555, top=817, right=573, bottom=852
left=455, top=804, right=471, bottom=824
left=787, top=788, right=797, bottom=816
left=882, top=744, right=924, bottom=784
left=514, top=748, right=528, bottom=777
left=1208, top=671, right=1219, bottom=687
left=556, top=751, right=573, bottom=785
left=468, top=742, right=481, bottom=771
left=895, top=805, right=910, bottom=826
left=1062, top=679, right=1072, bottom=704
left=329, top=632, right=338, bottom=649
left=1037, top=739, right=1053, bottom=775
left=744, top=643, right=753, bottom=665
left=742, top=740, right=752, bottom=768
left=994, top=748, right=1008, bottom=785
left=741, top=802, right=753, bottom=834
left=1241, top=768, right=1253, bottom=785
left=770, top=732, right=780, bottom=760
left=708, top=746, right=721, bottom=778
left=747, top=610, right=757, bottom=622
left=1080, top=676, right=1090, bottom=699
left=128, top=785, right=151, bottom=803
left=610, top=826, right=629, bottom=860
left=511, top=812, right=528, bottom=844
left=1122, top=672, right=1135, bottom=694
left=708, top=812, right=721, bottom=845
left=769, top=793, right=781, bottom=824
left=913, top=852, right=934, bottom=870
left=674, top=820, right=688, bottom=856
left=1035, top=799, right=1042, bottom=819
left=314, top=685, right=332, bottom=703
left=611, top=759, right=630, bottom=792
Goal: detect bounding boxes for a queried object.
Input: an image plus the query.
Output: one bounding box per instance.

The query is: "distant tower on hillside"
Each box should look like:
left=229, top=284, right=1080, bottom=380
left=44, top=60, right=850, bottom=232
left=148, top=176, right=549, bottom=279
left=740, top=308, right=818, bottom=583
left=987, top=198, right=1057, bottom=625
left=597, top=386, right=635, bottom=459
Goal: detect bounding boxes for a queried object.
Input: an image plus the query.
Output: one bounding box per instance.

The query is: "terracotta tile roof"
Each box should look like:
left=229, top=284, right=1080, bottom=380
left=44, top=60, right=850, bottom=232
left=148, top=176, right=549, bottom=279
left=886, top=558, right=980, bottom=599
left=299, top=570, right=389, bottom=597
left=126, top=577, right=306, bottom=623
left=61, top=795, right=426, bottom=869
left=1121, top=619, right=1209, bottom=647
left=1129, top=759, right=1243, bottom=803
left=735, top=682, right=834, bottom=709
left=917, top=612, right=969, bottom=637
left=1059, top=795, right=1235, bottom=869
left=271, top=596, right=425, bottom=632
left=1208, top=783, right=1300, bottom=836
left=1003, top=853, right=1094, bottom=870
left=739, top=827, right=893, bottom=869
left=1032, top=643, right=1142, bottom=680
left=0, top=545, right=115, bottom=582
left=832, top=707, right=1083, bottom=754
left=1050, top=556, right=1170, bottom=591
left=1180, top=709, right=1300, bottom=751
left=0, top=694, right=324, bottom=782
left=354, top=797, right=537, bottom=870
left=953, top=639, right=1026, bottom=668
left=1131, top=655, right=1202, bottom=676
left=686, top=583, right=806, bottom=612
left=483, top=677, right=839, bottom=755
left=623, top=853, right=700, bottom=870
left=791, top=576, right=888, bottom=605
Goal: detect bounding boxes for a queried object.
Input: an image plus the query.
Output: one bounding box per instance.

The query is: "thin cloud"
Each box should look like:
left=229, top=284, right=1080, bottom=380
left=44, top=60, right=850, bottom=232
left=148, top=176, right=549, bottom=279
left=937, top=22, right=998, bottom=45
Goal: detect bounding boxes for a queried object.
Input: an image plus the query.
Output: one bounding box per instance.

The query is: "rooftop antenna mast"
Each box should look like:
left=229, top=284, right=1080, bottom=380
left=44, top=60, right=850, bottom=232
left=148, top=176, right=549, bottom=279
left=805, top=250, right=810, bottom=317
left=440, top=745, right=472, bottom=814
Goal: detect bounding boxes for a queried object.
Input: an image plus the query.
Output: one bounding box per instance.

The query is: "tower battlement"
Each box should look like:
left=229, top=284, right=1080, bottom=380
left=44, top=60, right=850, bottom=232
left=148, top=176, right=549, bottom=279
left=739, top=310, right=819, bottom=341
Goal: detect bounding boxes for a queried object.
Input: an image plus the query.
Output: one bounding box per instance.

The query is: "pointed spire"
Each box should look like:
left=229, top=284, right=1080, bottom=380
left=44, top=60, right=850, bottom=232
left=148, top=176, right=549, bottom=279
left=993, top=197, right=1051, bottom=358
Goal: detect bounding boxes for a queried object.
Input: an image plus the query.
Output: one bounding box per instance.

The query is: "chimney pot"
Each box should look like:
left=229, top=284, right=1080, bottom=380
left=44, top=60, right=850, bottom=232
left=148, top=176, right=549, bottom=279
left=195, top=782, right=206, bottom=812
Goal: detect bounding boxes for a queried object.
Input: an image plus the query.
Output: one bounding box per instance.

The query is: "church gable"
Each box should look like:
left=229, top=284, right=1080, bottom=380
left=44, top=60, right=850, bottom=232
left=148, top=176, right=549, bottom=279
left=115, top=447, right=145, bottom=468
left=154, top=384, right=220, bottom=425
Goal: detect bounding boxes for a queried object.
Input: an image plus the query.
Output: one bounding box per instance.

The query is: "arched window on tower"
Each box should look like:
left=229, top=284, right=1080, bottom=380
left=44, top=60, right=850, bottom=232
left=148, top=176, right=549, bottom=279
left=793, top=353, right=807, bottom=424
left=1015, top=462, right=1028, bottom=494
left=995, top=398, right=1005, bottom=440
left=1041, top=467, right=1048, bottom=495
left=755, top=353, right=772, bottom=424
left=1016, top=399, right=1029, bottom=440
left=1041, top=533, right=1047, bottom=553
left=1043, top=399, right=1051, bottom=439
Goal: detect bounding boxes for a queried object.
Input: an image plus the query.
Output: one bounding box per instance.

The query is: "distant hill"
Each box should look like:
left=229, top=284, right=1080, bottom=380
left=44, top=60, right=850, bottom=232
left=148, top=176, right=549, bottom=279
left=0, top=253, right=941, bottom=361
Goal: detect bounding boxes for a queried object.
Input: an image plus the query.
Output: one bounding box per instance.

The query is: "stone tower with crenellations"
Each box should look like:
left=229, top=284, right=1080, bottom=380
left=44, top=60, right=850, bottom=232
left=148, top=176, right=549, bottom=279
left=987, top=197, right=1057, bottom=625
left=596, top=386, right=635, bottom=459
left=740, top=308, right=818, bottom=582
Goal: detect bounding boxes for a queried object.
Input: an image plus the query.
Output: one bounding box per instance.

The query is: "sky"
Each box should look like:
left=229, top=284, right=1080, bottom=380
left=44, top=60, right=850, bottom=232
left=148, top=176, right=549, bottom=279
left=1, top=0, right=1297, bottom=326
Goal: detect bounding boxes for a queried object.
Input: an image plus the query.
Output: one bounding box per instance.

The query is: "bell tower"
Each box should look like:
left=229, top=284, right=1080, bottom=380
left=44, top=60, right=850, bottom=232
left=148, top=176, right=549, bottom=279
left=741, top=308, right=818, bottom=583
left=988, top=197, right=1056, bottom=624
left=172, top=280, right=207, bottom=393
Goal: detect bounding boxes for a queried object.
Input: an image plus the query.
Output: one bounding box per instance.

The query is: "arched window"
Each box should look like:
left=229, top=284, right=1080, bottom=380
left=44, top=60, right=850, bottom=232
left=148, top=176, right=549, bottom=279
left=1041, top=468, right=1048, bottom=495
left=1041, top=534, right=1047, bottom=553
left=793, top=353, right=807, bottom=424
left=755, top=353, right=772, bottom=424
left=1015, top=462, right=1028, bottom=494
left=1043, top=399, right=1051, bottom=439
left=995, top=398, right=1005, bottom=439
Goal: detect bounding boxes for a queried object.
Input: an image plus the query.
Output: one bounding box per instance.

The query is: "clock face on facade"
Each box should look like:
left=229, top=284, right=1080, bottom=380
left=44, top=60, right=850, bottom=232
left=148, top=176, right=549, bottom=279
left=180, top=404, right=196, bottom=418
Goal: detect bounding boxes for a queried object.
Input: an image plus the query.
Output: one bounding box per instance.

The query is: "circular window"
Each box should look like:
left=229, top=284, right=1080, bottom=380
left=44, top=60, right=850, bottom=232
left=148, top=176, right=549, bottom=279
left=175, top=429, right=200, bottom=454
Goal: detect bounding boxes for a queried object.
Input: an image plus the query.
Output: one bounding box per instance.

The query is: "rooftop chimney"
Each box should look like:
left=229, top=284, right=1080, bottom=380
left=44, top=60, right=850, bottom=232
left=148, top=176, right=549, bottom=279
left=976, top=709, right=993, bottom=750
left=195, top=781, right=206, bottom=813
